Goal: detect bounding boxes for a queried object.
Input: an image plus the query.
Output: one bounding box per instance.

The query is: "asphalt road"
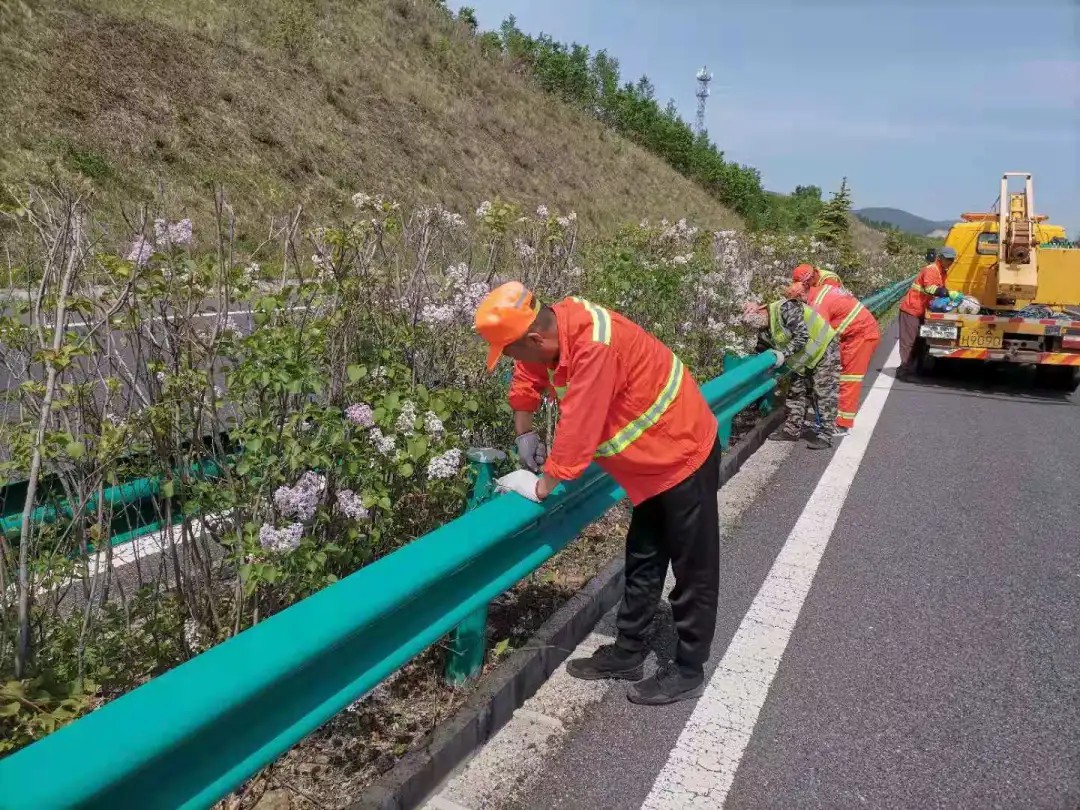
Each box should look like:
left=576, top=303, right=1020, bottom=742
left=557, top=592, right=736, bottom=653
left=431, top=322, right=1080, bottom=809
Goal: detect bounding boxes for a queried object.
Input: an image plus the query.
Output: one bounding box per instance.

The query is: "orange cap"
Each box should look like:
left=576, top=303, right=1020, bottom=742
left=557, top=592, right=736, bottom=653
left=791, top=263, right=818, bottom=284
left=474, top=281, right=540, bottom=370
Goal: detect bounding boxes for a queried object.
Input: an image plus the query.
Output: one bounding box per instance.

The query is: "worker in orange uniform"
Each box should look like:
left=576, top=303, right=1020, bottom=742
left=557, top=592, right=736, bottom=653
left=474, top=282, right=721, bottom=706
left=898, top=245, right=958, bottom=380
left=792, top=263, right=843, bottom=290
left=787, top=278, right=881, bottom=435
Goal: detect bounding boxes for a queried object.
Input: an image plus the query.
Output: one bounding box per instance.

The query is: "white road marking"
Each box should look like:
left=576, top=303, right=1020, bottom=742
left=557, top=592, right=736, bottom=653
left=642, top=342, right=902, bottom=809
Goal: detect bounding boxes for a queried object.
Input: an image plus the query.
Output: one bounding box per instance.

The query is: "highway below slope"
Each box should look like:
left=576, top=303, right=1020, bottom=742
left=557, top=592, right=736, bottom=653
left=425, top=323, right=1080, bottom=810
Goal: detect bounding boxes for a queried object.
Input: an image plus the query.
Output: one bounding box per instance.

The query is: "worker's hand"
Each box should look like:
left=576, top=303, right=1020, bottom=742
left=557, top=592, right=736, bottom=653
left=769, top=349, right=786, bottom=369
left=515, top=431, right=547, bottom=472
left=495, top=469, right=542, bottom=503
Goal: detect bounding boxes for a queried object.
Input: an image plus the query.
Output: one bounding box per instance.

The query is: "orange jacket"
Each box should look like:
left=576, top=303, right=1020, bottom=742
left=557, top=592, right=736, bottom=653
left=900, top=261, right=949, bottom=317
left=509, top=297, right=717, bottom=505
left=807, top=285, right=880, bottom=340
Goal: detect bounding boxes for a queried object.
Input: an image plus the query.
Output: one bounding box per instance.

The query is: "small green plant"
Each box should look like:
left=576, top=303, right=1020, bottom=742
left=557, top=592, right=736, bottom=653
left=64, top=148, right=112, bottom=182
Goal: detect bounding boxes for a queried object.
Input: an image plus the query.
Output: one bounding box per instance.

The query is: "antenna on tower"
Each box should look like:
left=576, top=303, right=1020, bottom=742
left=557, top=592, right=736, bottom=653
left=695, top=66, right=713, bottom=136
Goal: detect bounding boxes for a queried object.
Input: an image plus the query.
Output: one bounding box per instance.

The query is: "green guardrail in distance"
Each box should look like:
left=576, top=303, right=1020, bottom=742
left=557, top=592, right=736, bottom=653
left=0, top=276, right=914, bottom=809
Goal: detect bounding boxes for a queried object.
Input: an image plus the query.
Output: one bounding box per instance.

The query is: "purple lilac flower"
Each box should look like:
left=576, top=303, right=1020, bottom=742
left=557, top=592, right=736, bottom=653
left=336, top=489, right=370, bottom=521
left=345, top=403, right=375, bottom=427
left=258, top=521, right=304, bottom=552
left=395, top=400, right=417, bottom=435
left=273, top=471, right=326, bottom=521
left=126, top=236, right=153, bottom=267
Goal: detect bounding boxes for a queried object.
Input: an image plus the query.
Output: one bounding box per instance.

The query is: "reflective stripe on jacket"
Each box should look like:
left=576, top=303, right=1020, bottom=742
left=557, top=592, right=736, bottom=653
left=809, top=285, right=880, bottom=339
left=767, top=300, right=836, bottom=373
left=508, top=297, right=717, bottom=505
left=900, top=261, right=948, bottom=317
left=818, top=269, right=843, bottom=288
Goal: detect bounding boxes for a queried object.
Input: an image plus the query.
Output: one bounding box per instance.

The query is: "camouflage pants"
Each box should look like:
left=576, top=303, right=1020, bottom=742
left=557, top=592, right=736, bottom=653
left=782, top=340, right=841, bottom=437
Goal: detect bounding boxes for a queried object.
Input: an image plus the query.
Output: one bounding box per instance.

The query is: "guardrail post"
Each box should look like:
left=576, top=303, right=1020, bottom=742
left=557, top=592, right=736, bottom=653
left=446, top=447, right=508, bottom=684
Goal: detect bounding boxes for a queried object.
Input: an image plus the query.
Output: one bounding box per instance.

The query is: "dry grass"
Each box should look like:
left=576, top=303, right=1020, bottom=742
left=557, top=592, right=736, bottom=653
left=0, top=0, right=741, bottom=241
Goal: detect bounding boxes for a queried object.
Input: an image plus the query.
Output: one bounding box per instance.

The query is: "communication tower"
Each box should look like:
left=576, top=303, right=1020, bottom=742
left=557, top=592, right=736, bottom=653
left=695, top=66, right=713, bottom=136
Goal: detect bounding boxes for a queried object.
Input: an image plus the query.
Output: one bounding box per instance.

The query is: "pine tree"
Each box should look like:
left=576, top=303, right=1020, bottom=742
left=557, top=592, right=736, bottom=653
left=814, top=178, right=857, bottom=266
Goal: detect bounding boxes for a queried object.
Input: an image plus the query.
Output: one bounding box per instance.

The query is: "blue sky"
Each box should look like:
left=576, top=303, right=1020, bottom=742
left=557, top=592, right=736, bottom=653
left=450, top=1, right=1079, bottom=234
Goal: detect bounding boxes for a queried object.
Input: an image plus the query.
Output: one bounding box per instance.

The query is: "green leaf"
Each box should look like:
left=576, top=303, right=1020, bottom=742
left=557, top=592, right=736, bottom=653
left=65, top=441, right=85, bottom=459
left=378, top=494, right=392, bottom=511
left=464, top=399, right=479, bottom=412
left=347, top=364, right=367, bottom=383
left=0, top=702, right=20, bottom=718
left=161, top=480, right=175, bottom=499
left=397, top=463, right=414, bottom=478
left=245, top=436, right=263, bottom=453
left=492, top=638, right=510, bottom=657
left=408, top=436, right=429, bottom=460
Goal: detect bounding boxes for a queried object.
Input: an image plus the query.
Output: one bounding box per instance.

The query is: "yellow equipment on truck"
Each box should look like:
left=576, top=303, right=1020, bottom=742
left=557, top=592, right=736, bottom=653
left=919, top=172, right=1080, bottom=391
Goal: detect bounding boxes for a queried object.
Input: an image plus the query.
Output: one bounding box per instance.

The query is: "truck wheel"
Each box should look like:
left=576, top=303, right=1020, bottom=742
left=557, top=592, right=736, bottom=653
left=916, top=342, right=937, bottom=376
left=1035, top=365, right=1080, bottom=392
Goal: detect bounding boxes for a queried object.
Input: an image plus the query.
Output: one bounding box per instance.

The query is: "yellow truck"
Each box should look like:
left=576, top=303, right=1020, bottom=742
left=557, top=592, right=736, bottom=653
left=918, top=173, right=1080, bottom=391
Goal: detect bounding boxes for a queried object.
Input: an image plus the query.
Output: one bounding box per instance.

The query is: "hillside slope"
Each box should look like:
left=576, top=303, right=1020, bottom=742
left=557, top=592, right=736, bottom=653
left=0, top=0, right=740, bottom=235
left=855, top=207, right=954, bottom=236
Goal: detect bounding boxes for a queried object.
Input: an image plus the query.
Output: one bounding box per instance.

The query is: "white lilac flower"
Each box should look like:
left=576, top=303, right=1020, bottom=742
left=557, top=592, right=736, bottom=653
left=244, top=261, right=260, bottom=282
left=420, top=303, right=455, bottom=326
left=514, top=239, right=536, bottom=260
left=446, top=262, right=469, bottom=289
left=345, top=403, right=375, bottom=427
left=672, top=254, right=690, bottom=266
left=336, top=489, right=370, bottom=521
left=126, top=237, right=153, bottom=267
left=352, top=192, right=373, bottom=209
left=423, top=411, right=445, bottom=437
left=536, top=205, right=549, bottom=219
left=441, top=210, right=466, bottom=229
left=426, top=448, right=462, bottom=480
left=184, top=618, right=207, bottom=651
left=258, top=522, right=304, bottom=552
left=369, top=427, right=396, bottom=456
left=395, top=400, right=417, bottom=435
left=476, top=200, right=492, bottom=218
left=169, top=219, right=193, bottom=246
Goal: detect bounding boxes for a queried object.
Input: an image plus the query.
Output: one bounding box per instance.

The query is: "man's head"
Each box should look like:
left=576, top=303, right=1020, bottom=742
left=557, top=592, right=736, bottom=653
left=791, top=263, right=819, bottom=287
left=784, top=281, right=809, bottom=301
left=474, top=281, right=559, bottom=370
left=937, top=246, right=957, bottom=270
left=742, top=301, right=769, bottom=330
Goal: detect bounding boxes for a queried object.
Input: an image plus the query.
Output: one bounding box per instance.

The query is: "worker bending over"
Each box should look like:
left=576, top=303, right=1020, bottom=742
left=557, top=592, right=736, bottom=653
left=898, top=246, right=958, bottom=379
left=788, top=274, right=881, bottom=434
left=744, top=293, right=840, bottom=449
left=792, top=262, right=843, bottom=291
left=474, top=282, right=721, bottom=706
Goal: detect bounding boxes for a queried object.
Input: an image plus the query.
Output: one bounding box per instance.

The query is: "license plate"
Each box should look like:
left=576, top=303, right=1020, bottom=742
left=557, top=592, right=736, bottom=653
left=920, top=323, right=958, bottom=339
left=959, top=325, right=1004, bottom=349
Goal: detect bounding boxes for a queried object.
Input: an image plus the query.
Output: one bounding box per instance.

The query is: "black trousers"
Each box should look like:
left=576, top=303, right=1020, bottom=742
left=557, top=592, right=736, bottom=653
left=615, top=438, right=721, bottom=671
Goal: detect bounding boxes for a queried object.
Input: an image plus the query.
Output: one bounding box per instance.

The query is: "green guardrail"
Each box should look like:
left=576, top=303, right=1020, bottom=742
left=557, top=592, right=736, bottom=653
left=0, top=276, right=914, bottom=809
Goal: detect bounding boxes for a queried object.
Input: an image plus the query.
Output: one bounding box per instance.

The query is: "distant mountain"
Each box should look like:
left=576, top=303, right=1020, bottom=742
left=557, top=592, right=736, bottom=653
left=855, top=207, right=955, bottom=237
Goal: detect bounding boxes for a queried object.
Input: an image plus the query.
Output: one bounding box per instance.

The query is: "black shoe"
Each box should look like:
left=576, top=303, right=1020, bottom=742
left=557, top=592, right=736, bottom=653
left=566, top=644, right=645, bottom=681
left=768, top=432, right=799, bottom=442
left=627, top=662, right=705, bottom=706
left=805, top=433, right=832, bottom=450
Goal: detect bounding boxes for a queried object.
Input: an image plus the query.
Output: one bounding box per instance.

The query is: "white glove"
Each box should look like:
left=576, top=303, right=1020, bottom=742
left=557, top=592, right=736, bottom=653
left=770, top=349, right=785, bottom=369
left=515, top=431, right=547, bottom=472
left=495, top=469, right=542, bottom=503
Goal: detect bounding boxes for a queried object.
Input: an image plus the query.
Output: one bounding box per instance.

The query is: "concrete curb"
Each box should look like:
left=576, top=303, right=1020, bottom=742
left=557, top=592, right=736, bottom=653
left=352, top=406, right=787, bottom=810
